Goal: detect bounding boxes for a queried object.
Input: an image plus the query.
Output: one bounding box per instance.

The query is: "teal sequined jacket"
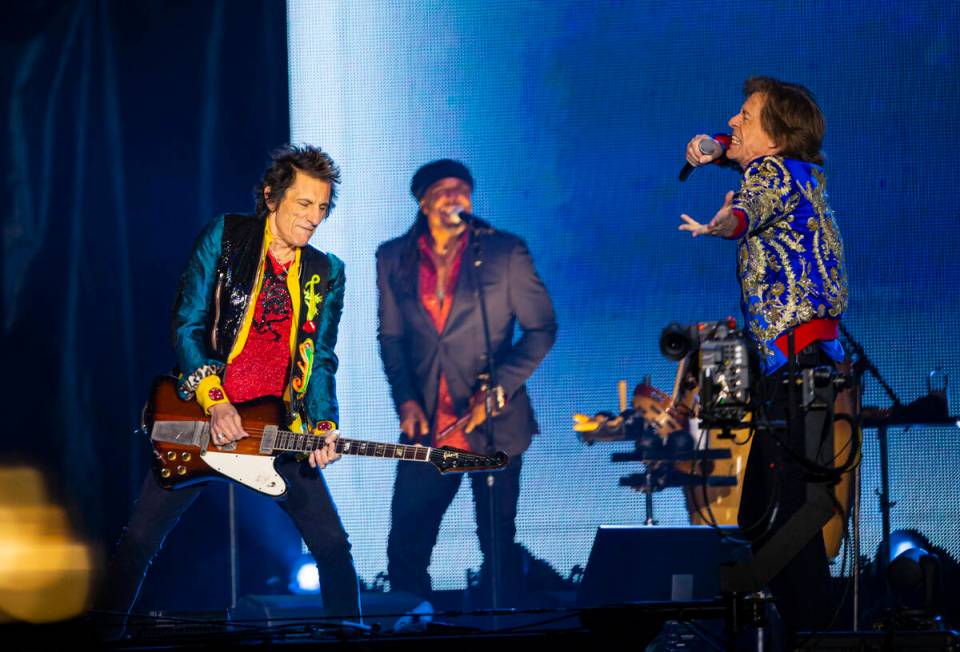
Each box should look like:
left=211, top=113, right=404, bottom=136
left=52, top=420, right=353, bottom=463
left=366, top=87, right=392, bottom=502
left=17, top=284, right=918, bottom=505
left=171, top=214, right=345, bottom=428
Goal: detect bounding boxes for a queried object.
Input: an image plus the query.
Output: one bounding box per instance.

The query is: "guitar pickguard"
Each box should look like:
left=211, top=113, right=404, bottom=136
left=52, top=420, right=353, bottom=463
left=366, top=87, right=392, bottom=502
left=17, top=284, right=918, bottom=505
left=149, top=420, right=285, bottom=496
left=202, top=452, right=286, bottom=497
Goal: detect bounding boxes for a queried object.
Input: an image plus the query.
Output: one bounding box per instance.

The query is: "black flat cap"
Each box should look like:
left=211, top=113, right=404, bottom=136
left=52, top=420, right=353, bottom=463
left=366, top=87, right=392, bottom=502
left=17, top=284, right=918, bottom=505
left=410, top=159, right=473, bottom=200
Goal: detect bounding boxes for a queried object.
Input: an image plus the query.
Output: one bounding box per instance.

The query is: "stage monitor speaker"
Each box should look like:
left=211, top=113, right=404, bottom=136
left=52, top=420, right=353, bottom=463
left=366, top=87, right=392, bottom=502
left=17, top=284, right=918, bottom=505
left=576, top=525, right=749, bottom=607
left=230, top=594, right=326, bottom=628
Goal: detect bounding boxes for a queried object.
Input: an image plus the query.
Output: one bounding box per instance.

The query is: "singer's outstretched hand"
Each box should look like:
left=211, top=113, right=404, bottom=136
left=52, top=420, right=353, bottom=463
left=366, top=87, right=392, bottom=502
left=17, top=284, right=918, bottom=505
left=679, top=191, right=739, bottom=238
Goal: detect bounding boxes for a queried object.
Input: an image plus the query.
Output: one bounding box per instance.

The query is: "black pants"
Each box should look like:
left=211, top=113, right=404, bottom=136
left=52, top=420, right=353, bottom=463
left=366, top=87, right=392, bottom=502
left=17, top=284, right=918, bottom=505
left=99, top=455, right=360, bottom=620
left=386, top=454, right=523, bottom=605
left=738, top=350, right=837, bottom=633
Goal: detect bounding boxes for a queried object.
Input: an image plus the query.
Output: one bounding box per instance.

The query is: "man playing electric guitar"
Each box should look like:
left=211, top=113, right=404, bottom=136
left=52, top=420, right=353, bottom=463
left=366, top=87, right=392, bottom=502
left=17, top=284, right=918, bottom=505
left=377, top=160, right=557, bottom=608
left=98, top=145, right=360, bottom=623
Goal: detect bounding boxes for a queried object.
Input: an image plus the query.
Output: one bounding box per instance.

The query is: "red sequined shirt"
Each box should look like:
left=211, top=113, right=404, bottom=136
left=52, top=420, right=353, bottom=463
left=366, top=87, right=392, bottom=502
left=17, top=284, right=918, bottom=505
left=223, top=252, right=293, bottom=403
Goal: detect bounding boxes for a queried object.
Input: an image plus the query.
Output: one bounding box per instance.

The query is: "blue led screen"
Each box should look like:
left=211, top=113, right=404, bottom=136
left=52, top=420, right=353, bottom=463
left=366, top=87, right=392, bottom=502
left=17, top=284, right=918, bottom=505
left=287, top=0, right=960, bottom=589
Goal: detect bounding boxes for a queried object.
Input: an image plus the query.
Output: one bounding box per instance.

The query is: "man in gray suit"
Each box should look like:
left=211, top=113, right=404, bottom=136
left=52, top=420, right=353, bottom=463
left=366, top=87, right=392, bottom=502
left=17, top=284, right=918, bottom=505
left=376, top=159, right=557, bottom=607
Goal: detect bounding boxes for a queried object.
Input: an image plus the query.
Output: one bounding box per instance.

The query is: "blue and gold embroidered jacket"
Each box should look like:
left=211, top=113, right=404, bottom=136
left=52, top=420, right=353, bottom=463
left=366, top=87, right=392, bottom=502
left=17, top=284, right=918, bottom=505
left=733, top=156, right=848, bottom=369
left=171, top=214, right=345, bottom=431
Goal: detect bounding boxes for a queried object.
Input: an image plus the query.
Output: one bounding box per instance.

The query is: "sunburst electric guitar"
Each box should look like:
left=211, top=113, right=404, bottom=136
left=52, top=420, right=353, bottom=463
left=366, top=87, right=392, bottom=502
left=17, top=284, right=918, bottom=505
left=142, top=376, right=508, bottom=498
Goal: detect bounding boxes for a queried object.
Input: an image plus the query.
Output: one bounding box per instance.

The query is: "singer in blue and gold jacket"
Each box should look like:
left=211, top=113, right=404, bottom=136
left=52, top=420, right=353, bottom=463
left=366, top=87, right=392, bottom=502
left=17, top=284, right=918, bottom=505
left=679, top=76, right=849, bottom=636
left=680, top=77, right=847, bottom=373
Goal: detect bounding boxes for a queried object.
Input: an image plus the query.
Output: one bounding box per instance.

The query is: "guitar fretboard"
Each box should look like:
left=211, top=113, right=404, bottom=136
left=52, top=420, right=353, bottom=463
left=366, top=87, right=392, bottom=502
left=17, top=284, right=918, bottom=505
left=272, top=430, right=431, bottom=463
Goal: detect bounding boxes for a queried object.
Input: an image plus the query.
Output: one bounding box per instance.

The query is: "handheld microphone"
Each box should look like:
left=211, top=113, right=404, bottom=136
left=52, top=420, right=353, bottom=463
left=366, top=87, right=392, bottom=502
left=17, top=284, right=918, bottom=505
left=679, top=136, right=725, bottom=181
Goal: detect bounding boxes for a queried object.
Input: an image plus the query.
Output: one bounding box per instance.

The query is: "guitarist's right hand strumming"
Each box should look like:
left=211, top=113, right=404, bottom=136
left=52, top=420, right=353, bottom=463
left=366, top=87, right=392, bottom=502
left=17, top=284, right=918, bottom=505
left=208, top=401, right=340, bottom=469
left=398, top=385, right=507, bottom=442
left=209, top=403, right=250, bottom=444
left=463, top=384, right=505, bottom=434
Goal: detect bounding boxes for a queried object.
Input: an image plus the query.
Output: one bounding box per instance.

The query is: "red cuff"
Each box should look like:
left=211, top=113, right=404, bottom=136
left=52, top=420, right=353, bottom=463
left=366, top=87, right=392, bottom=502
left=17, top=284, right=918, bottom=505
left=712, top=133, right=732, bottom=157
left=727, top=208, right=748, bottom=239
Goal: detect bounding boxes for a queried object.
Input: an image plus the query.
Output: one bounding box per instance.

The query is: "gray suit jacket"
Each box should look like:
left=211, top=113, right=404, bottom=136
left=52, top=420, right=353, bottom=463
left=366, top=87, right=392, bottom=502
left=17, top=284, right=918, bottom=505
left=376, top=224, right=557, bottom=456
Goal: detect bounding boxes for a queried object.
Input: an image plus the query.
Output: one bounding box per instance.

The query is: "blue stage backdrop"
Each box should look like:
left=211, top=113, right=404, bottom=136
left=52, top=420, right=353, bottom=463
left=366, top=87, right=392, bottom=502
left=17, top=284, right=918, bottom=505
left=287, top=0, right=960, bottom=589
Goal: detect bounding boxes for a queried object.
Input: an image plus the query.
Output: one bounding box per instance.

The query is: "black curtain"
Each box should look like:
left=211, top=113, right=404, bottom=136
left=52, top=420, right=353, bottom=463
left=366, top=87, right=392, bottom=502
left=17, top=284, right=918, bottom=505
left=1, top=0, right=296, bottom=609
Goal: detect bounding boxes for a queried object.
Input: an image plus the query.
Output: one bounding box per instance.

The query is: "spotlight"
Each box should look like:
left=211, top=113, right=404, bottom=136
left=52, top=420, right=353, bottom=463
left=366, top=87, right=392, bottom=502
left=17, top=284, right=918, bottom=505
left=886, top=530, right=941, bottom=619
left=289, top=554, right=320, bottom=594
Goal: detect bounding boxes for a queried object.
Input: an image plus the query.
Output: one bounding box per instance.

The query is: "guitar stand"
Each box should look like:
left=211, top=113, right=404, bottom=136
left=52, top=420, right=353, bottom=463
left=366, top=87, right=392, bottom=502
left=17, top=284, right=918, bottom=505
left=615, top=448, right=737, bottom=526
left=636, top=466, right=658, bottom=525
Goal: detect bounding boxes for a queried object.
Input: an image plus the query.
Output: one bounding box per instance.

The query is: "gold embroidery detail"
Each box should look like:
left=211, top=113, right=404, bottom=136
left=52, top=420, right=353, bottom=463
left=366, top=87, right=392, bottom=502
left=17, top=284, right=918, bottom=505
left=736, top=158, right=848, bottom=350
left=734, top=158, right=800, bottom=234
left=800, top=170, right=848, bottom=316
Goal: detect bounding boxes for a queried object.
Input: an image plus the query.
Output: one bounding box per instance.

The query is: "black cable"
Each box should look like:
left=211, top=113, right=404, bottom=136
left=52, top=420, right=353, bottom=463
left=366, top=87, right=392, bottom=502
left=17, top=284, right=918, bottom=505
left=689, top=423, right=719, bottom=528
left=474, top=609, right=582, bottom=635
left=734, top=467, right=784, bottom=544
left=93, top=609, right=262, bottom=631
left=687, top=415, right=782, bottom=546
left=118, top=606, right=596, bottom=643
left=732, top=420, right=757, bottom=445
left=732, top=383, right=787, bottom=543
left=771, top=398, right=860, bottom=482
left=755, top=370, right=859, bottom=482
left=677, top=356, right=785, bottom=544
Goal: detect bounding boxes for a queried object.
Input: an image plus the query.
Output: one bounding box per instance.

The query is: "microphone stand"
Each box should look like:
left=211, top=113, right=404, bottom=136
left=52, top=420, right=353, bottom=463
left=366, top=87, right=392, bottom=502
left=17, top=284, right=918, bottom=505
left=839, top=323, right=903, bottom=619
left=466, top=217, right=503, bottom=621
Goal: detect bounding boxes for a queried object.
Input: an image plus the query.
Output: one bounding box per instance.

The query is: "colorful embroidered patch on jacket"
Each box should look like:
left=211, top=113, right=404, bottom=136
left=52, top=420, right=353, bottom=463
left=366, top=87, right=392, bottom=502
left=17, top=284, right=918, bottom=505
left=292, top=338, right=315, bottom=399
left=304, top=274, right=325, bottom=322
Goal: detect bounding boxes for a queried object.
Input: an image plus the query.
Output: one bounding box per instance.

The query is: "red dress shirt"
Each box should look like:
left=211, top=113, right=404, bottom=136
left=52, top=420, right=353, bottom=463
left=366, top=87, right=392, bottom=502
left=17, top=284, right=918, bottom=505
left=417, top=232, right=473, bottom=451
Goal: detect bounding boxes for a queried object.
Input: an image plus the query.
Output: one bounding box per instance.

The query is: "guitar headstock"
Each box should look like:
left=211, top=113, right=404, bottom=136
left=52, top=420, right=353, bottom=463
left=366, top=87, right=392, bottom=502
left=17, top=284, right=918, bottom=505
left=429, top=447, right=508, bottom=474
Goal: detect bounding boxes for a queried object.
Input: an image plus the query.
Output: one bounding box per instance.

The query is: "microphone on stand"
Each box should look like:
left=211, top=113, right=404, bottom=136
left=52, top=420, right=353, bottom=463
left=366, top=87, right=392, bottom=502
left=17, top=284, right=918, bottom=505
left=450, top=205, right=495, bottom=234
left=449, top=205, right=475, bottom=225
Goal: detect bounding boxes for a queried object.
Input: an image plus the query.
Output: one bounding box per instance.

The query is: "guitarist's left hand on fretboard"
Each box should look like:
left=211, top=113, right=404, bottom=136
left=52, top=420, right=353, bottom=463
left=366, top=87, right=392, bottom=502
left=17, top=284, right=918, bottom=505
left=307, top=431, right=341, bottom=470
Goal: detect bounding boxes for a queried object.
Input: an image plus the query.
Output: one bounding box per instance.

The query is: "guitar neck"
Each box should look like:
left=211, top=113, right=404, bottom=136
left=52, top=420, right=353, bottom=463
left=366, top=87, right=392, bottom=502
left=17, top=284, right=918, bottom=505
left=436, top=412, right=471, bottom=441
left=272, top=430, right=432, bottom=463
left=262, top=426, right=506, bottom=473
